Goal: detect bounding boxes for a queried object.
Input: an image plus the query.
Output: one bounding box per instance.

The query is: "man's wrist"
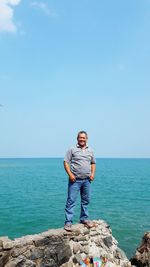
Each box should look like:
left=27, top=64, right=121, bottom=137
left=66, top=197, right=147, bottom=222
left=90, top=174, right=94, bottom=180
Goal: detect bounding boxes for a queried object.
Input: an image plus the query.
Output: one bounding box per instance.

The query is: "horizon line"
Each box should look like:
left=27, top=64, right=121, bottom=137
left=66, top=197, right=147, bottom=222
left=0, top=156, right=150, bottom=160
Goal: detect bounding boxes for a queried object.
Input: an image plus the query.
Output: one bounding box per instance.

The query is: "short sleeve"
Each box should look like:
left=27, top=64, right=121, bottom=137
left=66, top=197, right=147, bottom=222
left=64, top=148, right=73, bottom=164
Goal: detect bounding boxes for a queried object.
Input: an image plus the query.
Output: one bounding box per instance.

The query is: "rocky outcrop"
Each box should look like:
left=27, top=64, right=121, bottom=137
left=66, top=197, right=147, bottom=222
left=130, top=232, right=150, bottom=267
left=0, top=220, right=131, bottom=267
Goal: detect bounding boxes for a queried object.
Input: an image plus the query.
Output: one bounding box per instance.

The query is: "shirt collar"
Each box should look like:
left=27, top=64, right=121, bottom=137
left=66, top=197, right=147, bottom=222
left=76, top=144, right=88, bottom=149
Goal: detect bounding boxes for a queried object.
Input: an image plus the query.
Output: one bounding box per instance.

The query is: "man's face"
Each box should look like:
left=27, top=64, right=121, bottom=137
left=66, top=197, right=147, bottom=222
left=77, top=133, right=87, bottom=148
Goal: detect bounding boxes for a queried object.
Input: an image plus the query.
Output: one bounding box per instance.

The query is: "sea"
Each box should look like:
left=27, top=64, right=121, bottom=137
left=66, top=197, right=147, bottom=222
left=0, top=158, right=149, bottom=259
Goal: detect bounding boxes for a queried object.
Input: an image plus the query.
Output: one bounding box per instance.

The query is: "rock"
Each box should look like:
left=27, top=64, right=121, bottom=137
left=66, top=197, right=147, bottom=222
left=3, top=241, right=15, bottom=250
left=80, top=241, right=89, bottom=246
left=82, top=229, right=90, bottom=235
left=0, top=237, right=14, bottom=250
left=0, top=219, right=131, bottom=267
left=82, top=245, right=89, bottom=254
left=89, top=241, right=100, bottom=257
left=60, top=260, right=74, bottom=267
left=25, top=246, right=44, bottom=260
left=34, top=236, right=50, bottom=247
left=105, top=261, right=116, bottom=267
left=130, top=232, right=150, bottom=267
left=90, top=231, right=98, bottom=237
left=114, top=247, right=128, bottom=261
left=73, top=235, right=89, bottom=242
left=0, top=251, right=10, bottom=266
left=57, top=244, right=72, bottom=266
left=73, top=253, right=82, bottom=264
left=5, top=255, right=26, bottom=267
left=11, top=246, right=30, bottom=258
left=73, top=243, right=82, bottom=254
left=102, top=236, right=113, bottom=248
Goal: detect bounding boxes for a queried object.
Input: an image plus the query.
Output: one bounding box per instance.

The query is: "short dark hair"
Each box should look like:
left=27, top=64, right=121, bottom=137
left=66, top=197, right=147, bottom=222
left=77, top=131, right=88, bottom=139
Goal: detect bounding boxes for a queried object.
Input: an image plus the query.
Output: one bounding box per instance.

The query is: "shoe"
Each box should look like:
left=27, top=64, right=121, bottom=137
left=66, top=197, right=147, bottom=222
left=80, top=220, right=95, bottom=228
left=64, top=223, right=72, bottom=231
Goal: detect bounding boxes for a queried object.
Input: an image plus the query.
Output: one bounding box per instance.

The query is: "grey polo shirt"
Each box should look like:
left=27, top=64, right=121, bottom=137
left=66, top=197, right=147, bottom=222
left=64, top=144, right=96, bottom=179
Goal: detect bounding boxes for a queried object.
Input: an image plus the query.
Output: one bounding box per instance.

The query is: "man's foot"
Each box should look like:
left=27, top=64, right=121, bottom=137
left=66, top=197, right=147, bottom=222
left=64, top=223, right=72, bottom=231
left=80, top=220, right=95, bottom=228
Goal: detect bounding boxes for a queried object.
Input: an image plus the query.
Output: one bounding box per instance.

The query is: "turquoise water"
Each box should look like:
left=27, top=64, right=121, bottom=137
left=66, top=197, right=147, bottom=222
left=0, top=158, right=149, bottom=258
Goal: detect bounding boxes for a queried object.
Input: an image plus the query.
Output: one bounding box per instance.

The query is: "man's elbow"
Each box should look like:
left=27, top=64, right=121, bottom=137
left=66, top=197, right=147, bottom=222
left=64, top=161, right=69, bottom=167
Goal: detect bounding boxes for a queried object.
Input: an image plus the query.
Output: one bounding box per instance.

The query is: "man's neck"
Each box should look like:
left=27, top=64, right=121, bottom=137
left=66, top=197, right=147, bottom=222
left=77, top=144, right=87, bottom=149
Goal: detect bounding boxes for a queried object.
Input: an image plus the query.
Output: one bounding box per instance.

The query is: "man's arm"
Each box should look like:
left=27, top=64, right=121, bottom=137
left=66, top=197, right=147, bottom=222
left=64, top=161, right=76, bottom=182
left=90, top=163, right=96, bottom=181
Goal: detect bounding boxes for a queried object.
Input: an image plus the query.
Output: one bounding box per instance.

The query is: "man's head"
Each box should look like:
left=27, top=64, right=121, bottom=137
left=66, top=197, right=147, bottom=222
left=77, top=131, right=88, bottom=148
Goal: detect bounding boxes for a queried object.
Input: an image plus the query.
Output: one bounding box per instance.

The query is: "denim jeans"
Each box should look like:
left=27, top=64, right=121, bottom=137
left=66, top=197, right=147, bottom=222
left=65, top=178, right=91, bottom=224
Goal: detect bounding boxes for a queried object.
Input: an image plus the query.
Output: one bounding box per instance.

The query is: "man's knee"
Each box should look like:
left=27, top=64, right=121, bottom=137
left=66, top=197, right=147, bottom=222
left=81, top=196, right=90, bottom=205
left=66, top=197, right=77, bottom=208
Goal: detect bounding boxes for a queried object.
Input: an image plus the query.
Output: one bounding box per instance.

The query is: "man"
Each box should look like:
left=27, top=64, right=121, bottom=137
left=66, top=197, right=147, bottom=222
left=64, top=130, right=96, bottom=231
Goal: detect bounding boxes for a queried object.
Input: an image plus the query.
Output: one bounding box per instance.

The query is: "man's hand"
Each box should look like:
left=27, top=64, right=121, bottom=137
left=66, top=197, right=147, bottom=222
left=90, top=163, right=96, bottom=182
left=69, top=173, right=76, bottom=182
left=64, top=161, right=76, bottom=182
left=89, top=174, right=94, bottom=181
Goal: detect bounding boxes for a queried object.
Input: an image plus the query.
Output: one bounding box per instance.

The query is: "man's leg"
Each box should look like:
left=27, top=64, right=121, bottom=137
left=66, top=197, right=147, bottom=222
left=80, top=179, right=91, bottom=222
left=65, top=180, right=80, bottom=225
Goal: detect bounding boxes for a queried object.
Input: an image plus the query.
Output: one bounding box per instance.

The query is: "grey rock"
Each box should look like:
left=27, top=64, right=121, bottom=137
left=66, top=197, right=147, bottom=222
left=0, top=251, right=10, bottom=266
left=90, top=231, right=99, bottom=237
left=114, top=247, right=128, bottom=261
left=5, top=255, right=26, bottom=267
left=73, top=253, right=82, bottom=264
left=40, top=258, right=57, bottom=267
left=73, top=243, right=81, bottom=254
left=34, top=237, right=50, bottom=247
left=94, top=237, right=103, bottom=247
left=11, top=246, right=30, bottom=257
left=28, top=247, right=44, bottom=260
left=0, top=237, right=10, bottom=242
left=60, top=260, right=74, bottom=267
left=73, top=235, right=89, bottom=242
left=82, top=229, right=90, bottom=235
left=0, top=219, right=134, bottom=267
left=3, top=241, right=15, bottom=250
left=21, top=259, right=36, bottom=267
left=82, top=245, right=89, bottom=254
left=57, top=244, right=72, bottom=266
left=79, top=241, right=89, bottom=246
left=130, top=232, right=150, bottom=267
left=102, top=236, right=113, bottom=248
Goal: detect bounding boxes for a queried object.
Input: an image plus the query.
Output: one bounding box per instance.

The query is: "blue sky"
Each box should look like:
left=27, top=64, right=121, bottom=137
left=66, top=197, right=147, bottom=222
left=0, top=0, right=150, bottom=158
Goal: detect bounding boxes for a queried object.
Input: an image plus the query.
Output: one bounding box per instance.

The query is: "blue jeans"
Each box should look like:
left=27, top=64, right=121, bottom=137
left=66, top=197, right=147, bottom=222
left=65, top=178, right=91, bottom=224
